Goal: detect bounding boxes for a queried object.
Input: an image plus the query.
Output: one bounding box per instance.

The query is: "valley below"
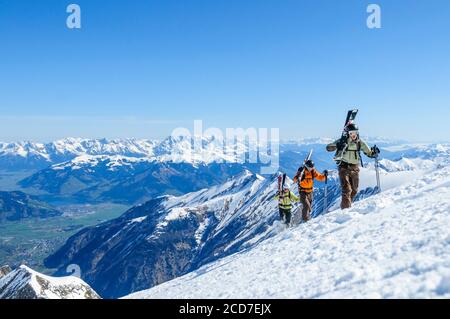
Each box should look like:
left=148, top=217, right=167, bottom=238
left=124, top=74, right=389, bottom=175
left=0, top=203, right=128, bottom=273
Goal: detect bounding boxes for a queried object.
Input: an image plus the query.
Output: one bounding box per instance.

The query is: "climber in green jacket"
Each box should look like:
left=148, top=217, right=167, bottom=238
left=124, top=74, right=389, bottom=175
left=275, top=184, right=299, bottom=226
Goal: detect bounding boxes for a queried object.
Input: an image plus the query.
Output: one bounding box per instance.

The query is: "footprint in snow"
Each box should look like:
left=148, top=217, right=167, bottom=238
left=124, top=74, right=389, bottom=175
left=281, top=232, right=294, bottom=241
left=334, top=213, right=352, bottom=224
left=335, top=272, right=355, bottom=285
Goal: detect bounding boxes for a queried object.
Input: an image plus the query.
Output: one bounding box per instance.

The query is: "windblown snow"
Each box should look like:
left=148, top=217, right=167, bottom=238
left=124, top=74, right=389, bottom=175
left=126, top=164, right=450, bottom=299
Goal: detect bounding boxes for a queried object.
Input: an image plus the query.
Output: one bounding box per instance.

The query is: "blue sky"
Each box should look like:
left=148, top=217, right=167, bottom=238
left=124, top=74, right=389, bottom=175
left=0, top=0, right=449, bottom=142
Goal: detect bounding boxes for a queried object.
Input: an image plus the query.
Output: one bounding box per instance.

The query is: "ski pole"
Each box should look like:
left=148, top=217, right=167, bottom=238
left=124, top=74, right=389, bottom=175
left=323, top=175, right=328, bottom=215
left=374, top=146, right=381, bottom=193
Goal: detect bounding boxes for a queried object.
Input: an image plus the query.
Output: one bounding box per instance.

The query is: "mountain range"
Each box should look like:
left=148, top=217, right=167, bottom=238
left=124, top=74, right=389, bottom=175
left=1, top=136, right=426, bottom=171
left=2, top=137, right=449, bottom=208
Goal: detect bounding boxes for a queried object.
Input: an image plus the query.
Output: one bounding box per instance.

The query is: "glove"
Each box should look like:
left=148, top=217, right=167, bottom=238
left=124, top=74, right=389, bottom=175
left=323, top=170, right=329, bottom=177
left=371, top=146, right=381, bottom=157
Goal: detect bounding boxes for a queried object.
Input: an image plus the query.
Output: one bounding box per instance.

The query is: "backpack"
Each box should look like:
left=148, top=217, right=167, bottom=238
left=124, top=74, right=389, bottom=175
left=300, top=169, right=315, bottom=182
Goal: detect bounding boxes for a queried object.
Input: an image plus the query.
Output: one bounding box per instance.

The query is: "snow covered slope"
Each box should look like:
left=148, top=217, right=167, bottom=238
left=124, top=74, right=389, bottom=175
left=126, top=165, right=450, bottom=299
left=0, top=265, right=100, bottom=299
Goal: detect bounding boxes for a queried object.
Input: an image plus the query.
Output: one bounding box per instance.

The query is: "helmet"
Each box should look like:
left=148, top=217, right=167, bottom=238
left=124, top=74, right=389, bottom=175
left=305, top=160, right=314, bottom=169
left=283, top=184, right=290, bottom=190
left=346, top=123, right=359, bottom=132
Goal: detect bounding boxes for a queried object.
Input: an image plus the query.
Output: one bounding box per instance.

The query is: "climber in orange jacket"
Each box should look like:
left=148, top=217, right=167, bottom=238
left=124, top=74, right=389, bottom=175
left=293, top=160, right=328, bottom=222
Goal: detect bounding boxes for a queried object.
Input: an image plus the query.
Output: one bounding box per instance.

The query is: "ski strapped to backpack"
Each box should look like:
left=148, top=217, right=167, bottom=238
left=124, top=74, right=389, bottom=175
left=297, top=149, right=314, bottom=186
left=334, top=109, right=358, bottom=164
left=277, top=172, right=287, bottom=201
left=297, top=150, right=314, bottom=195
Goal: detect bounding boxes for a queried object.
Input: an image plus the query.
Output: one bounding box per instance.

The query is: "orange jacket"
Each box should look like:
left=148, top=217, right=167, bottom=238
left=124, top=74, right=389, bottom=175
left=293, top=168, right=326, bottom=193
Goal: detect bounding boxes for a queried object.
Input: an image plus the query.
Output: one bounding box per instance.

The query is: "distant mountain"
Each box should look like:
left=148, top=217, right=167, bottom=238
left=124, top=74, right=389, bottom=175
left=18, top=155, right=155, bottom=196
left=19, top=156, right=250, bottom=204
left=0, top=136, right=246, bottom=170
left=0, top=191, right=62, bottom=222
left=75, top=162, right=253, bottom=204
left=0, top=265, right=100, bottom=299
left=0, top=138, right=157, bottom=170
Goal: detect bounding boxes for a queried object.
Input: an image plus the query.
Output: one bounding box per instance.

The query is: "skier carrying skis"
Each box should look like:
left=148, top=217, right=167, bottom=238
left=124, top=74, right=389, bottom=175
left=293, top=160, right=328, bottom=222
left=274, top=184, right=299, bottom=226
left=326, top=123, right=380, bottom=209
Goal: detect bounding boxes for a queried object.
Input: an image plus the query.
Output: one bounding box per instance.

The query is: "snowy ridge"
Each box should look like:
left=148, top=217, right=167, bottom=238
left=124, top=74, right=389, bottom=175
left=376, top=158, right=436, bottom=172
left=0, top=136, right=249, bottom=169
left=0, top=265, right=100, bottom=299
left=0, top=138, right=156, bottom=159
left=281, top=137, right=335, bottom=145
left=146, top=169, right=273, bottom=248
left=125, top=165, right=450, bottom=299
left=51, top=154, right=154, bottom=171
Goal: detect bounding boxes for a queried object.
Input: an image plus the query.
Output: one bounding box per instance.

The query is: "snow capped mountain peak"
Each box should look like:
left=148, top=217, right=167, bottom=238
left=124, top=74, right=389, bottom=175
left=0, top=265, right=100, bottom=299
left=282, top=137, right=335, bottom=145
left=51, top=154, right=154, bottom=171
left=375, top=157, right=436, bottom=172
left=0, top=138, right=158, bottom=169
left=164, top=169, right=264, bottom=210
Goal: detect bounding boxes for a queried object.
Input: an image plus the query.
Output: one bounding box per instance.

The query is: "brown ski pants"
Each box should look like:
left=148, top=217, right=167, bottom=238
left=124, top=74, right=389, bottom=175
left=300, top=191, right=313, bottom=222
left=339, top=163, right=360, bottom=209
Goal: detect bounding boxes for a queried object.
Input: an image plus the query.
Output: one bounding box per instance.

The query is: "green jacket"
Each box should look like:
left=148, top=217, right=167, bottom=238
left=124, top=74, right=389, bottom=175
left=275, top=190, right=300, bottom=210
left=327, top=137, right=374, bottom=165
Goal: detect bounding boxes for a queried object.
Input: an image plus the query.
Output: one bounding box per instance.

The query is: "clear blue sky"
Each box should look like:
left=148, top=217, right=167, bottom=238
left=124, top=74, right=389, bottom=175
left=0, top=0, right=449, bottom=142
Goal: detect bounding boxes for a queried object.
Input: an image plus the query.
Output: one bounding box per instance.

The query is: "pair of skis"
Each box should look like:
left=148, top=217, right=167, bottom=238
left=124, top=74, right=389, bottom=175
left=334, top=109, right=359, bottom=163
left=277, top=173, right=287, bottom=198
left=277, top=172, right=289, bottom=226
